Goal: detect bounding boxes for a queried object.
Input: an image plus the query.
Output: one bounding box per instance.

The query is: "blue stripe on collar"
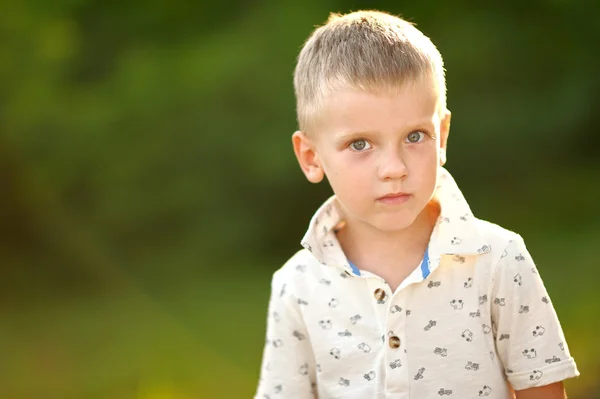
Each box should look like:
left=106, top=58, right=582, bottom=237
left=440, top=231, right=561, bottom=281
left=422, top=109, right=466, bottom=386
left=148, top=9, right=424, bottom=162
left=347, top=259, right=361, bottom=276
left=420, top=247, right=431, bottom=279
left=348, top=249, right=430, bottom=279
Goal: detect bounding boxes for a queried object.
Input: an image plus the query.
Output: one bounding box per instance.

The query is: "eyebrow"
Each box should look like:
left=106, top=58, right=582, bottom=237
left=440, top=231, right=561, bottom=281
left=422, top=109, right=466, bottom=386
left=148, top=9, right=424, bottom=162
left=335, top=131, right=373, bottom=143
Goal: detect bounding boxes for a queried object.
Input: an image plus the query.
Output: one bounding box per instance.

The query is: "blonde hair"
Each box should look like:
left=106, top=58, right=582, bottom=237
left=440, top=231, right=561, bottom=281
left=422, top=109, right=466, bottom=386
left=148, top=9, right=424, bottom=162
left=294, top=10, right=447, bottom=134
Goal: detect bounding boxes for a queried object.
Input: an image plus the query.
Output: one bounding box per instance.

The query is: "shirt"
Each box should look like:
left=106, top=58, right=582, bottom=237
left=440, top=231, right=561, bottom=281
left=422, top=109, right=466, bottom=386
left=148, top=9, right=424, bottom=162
left=254, top=167, right=579, bottom=399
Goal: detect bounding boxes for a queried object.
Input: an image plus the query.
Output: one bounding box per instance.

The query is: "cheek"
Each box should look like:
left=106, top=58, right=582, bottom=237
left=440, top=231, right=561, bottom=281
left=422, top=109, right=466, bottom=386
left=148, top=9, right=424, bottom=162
left=323, top=157, right=371, bottom=190
left=408, top=149, right=439, bottom=185
left=406, top=147, right=438, bottom=170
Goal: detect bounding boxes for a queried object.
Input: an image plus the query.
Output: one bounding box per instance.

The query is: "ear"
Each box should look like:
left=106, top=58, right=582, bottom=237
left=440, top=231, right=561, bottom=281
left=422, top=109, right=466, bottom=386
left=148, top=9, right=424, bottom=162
left=439, top=109, right=451, bottom=166
left=292, top=131, right=324, bottom=183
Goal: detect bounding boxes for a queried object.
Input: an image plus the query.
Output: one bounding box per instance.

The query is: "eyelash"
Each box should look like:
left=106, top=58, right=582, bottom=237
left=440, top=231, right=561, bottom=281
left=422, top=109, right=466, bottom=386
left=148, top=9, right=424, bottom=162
left=348, top=139, right=371, bottom=152
left=346, top=130, right=431, bottom=151
left=406, top=131, right=427, bottom=143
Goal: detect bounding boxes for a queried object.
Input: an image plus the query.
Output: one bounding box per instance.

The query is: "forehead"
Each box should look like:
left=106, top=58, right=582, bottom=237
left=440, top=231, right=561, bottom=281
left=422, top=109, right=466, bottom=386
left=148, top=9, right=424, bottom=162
left=314, top=77, right=441, bottom=137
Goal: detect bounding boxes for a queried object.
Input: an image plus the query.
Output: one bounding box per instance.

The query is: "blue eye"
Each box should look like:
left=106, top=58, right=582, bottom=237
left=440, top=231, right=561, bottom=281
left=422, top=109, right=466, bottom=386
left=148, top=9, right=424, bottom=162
left=406, top=131, right=426, bottom=143
left=349, top=140, right=372, bottom=151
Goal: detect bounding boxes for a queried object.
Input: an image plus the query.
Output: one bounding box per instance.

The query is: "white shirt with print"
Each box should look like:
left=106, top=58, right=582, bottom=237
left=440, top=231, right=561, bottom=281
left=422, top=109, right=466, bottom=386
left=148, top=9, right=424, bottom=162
left=254, top=167, right=579, bottom=399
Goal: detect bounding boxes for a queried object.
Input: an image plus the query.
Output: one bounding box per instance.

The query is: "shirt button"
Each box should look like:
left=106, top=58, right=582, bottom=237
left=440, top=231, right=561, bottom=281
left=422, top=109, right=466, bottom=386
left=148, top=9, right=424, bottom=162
left=374, top=288, right=386, bottom=301
left=389, top=336, right=401, bottom=349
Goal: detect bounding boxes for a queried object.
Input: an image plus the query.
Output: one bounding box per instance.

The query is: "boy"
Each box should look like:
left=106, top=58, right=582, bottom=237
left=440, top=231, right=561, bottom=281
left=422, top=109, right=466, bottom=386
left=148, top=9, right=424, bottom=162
left=255, top=10, right=579, bottom=399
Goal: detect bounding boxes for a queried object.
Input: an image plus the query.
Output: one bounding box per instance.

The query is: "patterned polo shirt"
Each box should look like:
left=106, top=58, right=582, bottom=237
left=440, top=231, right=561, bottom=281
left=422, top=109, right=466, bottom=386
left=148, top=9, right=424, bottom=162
left=254, top=167, right=579, bottom=399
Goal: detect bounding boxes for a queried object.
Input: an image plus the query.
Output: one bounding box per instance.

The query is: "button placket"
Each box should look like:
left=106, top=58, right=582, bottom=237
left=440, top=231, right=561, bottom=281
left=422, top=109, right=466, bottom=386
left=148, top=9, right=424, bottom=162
left=384, top=292, right=410, bottom=395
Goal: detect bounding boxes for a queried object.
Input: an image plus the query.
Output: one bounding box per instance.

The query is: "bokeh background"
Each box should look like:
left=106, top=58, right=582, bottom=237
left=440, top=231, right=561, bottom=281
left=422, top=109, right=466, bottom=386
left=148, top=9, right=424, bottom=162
left=1, top=1, right=599, bottom=398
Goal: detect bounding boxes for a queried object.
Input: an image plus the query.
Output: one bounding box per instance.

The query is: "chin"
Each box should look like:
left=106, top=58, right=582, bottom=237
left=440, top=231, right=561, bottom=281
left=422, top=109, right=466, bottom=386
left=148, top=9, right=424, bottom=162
left=371, top=214, right=419, bottom=232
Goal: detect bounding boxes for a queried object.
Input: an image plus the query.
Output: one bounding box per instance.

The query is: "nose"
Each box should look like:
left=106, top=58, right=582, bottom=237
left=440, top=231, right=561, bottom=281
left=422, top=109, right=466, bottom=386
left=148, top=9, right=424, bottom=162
left=377, top=146, right=408, bottom=181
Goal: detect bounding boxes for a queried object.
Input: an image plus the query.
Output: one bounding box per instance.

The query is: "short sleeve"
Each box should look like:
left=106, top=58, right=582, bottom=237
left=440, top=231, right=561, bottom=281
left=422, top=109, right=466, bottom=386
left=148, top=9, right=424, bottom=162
left=490, top=236, right=579, bottom=390
left=254, top=270, right=317, bottom=399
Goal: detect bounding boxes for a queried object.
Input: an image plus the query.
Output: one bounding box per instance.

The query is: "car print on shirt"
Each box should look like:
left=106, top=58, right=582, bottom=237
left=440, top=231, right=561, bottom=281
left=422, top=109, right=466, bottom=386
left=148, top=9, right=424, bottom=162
left=545, top=356, right=561, bottom=364
left=424, top=320, right=437, bottom=331
left=434, top=347, right=448, bottom=357
left=389, top=359, right=402, bottom=369
left=482, top=324, right=492, bottom=334
left=465, top=361, right=480, bottom=371
left=323, top=240, right=334, bottom=248
left=453, top=255, right=466, bottom=264
left=299, top=363, right=308, bottom=375
left=450, top=299, right=464, bottom=310
left=530, top=370, right=543, bottom=380
left=272, top=312, right=280, bottom=322
left=330, top=348, right=341, bottom=359
left=358, top=342, right=371, bottom=353
left=350, top=314, right=362, bottom=324
left=523, top=348, right=537, bottom=359
left=438, top=388, right=452, bottom=396
left=338, top=377, right=350, bottom=387
left=477, top=244, right=491, bottom=253
left=519, top=305, right=530, bottom=314
left=376, top=296, right=388, bottom=305
left=464, top=277, right=472, bottom=288
left=414, top=367, right=425, bottom=380
left=319, top=320, right=332, bottom=329
left=493, top=298, right=505, bottom=306
left=533, top=325, right=545, bottom=337
left=293, top=330, right=306, bottom=340
left=479, top=295, right=488, bottom=305
left=461, top=329, right=473, bottom=342
left=296, top=264, right=307, bottom=272
left=363, top=371, right=376, bottom=381
left=513, top=273, right=522, bottom=286
left=478, top=385, right=492, bottom=396
left=390, top=305, right=402, bottom=313
left=428, top=280, right=441, bottom=288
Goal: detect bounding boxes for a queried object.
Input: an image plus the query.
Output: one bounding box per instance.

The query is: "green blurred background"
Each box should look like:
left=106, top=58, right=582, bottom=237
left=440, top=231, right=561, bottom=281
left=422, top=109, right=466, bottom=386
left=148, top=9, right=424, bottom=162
left=1, top=1, right=599, bottom=398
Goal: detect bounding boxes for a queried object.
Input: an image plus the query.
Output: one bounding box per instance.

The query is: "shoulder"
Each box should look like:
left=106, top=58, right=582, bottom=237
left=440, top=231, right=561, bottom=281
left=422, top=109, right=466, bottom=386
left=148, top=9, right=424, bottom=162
left=474, top=218, right=523, bottom=255
left=474, top=218, right=519, bottom=244
left=271, top=248, right=330, bottom=298
left=473, top=219, right=535, bottom=278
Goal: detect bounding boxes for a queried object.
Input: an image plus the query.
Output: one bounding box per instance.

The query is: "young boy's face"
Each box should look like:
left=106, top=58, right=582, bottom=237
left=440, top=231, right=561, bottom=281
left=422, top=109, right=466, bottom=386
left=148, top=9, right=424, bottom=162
left=293, top=75, right=451, bottom=233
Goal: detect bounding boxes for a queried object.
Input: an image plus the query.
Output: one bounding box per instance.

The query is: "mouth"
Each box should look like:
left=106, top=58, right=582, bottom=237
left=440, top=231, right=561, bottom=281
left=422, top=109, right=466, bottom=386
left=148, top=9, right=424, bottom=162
left=377, top=192, right=412, bottom=204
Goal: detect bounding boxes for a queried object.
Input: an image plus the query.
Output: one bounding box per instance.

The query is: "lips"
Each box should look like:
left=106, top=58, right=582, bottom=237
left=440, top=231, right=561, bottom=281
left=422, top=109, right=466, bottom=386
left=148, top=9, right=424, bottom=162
left=377, top=192, right=412, bottom=204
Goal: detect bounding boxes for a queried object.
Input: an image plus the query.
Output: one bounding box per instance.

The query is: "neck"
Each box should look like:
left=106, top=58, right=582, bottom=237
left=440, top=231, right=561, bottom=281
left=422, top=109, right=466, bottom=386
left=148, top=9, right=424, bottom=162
left=336, top=200, right=440, bottom=270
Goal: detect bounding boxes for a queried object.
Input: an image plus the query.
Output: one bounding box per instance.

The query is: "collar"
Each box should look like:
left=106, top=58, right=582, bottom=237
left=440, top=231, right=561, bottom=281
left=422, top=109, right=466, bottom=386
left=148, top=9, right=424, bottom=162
left=300, top=167, right=491, bottom=274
